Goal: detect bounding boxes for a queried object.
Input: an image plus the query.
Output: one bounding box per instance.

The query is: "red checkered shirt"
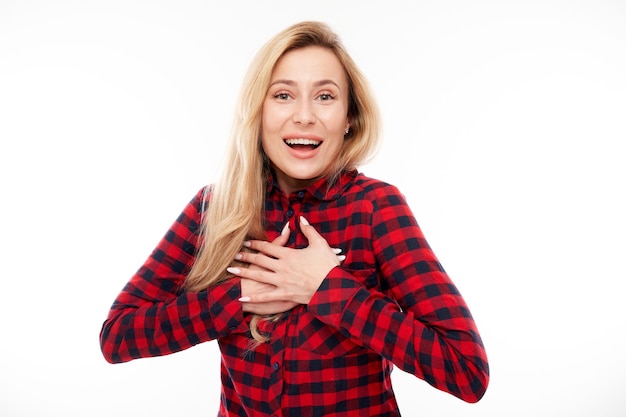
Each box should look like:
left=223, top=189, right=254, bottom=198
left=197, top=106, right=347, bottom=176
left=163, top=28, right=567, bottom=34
left=100, top=170, right=489, bottom=416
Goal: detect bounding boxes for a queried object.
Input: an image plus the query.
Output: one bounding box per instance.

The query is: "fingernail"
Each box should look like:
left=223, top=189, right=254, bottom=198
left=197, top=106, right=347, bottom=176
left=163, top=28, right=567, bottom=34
left=234, top=253, right=243, bottom=261
left=243, top=241, right=251, bottom=248
left=227, top=267, right=240, bottom=274
left=238, top=296, right=250, bottom=302
left=300, top=216, right=309, bottom=226
left=281, top=223, right=290, bottom=235
left=337, top=255, right=346, bottom=262
left=332, top=248, right=342, bottom=254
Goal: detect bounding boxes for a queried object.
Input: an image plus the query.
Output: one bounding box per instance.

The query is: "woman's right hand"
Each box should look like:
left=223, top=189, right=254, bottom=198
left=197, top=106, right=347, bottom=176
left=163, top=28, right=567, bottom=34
left=239, top=224, right=299, bottom=315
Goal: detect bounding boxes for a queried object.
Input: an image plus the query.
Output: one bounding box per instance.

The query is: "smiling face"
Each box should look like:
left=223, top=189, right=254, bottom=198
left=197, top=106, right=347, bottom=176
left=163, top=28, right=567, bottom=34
left=261, top=46, right=350, bottom=195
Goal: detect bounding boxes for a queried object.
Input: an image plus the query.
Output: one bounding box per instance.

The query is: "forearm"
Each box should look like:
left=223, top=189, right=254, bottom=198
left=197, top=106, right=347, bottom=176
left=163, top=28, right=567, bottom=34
left=100, top=278, right=246, bottom=363
left=307, top=268, right=489, bottom=403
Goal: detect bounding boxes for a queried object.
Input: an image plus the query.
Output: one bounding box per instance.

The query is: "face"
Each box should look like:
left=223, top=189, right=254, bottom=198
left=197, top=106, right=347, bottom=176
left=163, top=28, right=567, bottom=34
left=261, top=46, right=350, bottom=195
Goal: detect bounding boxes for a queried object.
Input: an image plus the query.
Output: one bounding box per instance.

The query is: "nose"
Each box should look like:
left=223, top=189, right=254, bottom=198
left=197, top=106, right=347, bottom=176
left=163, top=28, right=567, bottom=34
left=292, top=99, right=316, bottom=125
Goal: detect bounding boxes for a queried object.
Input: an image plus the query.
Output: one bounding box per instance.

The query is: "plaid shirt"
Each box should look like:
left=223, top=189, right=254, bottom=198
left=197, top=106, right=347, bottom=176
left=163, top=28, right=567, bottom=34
left=100, top=170, right=489, bottom=416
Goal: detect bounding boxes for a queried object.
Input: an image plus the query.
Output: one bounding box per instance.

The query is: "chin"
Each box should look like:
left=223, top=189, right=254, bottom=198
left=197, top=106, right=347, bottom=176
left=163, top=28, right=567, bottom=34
left=283, top=166, right=321, bottom=179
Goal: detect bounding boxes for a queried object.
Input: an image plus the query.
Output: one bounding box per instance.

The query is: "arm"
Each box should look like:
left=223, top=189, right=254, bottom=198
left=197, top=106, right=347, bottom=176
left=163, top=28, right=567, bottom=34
left=306, top=185, right=489, bottom=402
left=99, top=188, right=247, bottom=364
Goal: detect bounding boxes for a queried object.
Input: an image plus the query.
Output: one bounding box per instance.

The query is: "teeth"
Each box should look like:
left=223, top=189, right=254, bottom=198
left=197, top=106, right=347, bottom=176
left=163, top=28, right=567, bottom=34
left=285, top=138, right=321, bottom=146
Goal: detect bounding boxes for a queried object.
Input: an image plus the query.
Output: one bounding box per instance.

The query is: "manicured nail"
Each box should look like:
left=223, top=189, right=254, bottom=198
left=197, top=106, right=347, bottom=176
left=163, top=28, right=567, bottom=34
left=281, top=223, right=290, bottom=235
left=332, top=248, right=342, bottom=254
left=234, top=253, right=243, bottom=261
left=238, top=296, right=251, bottom=302
left=337, top=255, right=346, bottom=262
left=300, top=216, right=309, bottom=226
left=243, top=241, right=251, bottom=248
left=227, top=267, right=240, bottom=275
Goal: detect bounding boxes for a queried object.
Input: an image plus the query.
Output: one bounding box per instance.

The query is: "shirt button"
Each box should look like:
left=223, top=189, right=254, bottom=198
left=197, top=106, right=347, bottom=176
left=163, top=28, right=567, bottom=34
left=286, top=209, right=294, bottom=217
left=272, top=362, right=279, bottom=371
left=297, top=191, right=305, bottom=198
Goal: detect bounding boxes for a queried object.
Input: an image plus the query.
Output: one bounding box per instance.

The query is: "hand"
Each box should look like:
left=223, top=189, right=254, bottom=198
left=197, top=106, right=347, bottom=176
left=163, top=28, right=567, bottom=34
left=239, top=223, right=299, bottom=315
left=229, top=216, right=345, bottom=308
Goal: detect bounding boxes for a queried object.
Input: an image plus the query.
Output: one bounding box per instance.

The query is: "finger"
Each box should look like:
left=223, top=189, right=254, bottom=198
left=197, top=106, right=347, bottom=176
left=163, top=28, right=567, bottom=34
left=243, top=239, right=288, bottom=259
left=299, top=217, right=346, bottom=261
left=271, top=223, right=290, bottom=247
left=227, top=266, right=276, bottom=285
left=239, top=289, right=287, bottom=304
left=299, top=216, right=331, bottom=247
left=299, top=216, right=320, bottom=240
left=235, top=250, right=278, bottom=271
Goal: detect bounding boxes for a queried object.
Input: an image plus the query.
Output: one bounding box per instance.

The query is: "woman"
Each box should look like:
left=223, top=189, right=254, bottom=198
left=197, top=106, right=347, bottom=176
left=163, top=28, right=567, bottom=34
left=100, top=21, right=489, bottom=416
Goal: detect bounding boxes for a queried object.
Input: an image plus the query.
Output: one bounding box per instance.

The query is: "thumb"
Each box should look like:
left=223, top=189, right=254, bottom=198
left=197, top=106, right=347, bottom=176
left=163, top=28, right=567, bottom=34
left=300, top=216, right=342, bottom=266
left=271, top=222, right=290, bottom=247
left=299, top=216, right=323, bottom=243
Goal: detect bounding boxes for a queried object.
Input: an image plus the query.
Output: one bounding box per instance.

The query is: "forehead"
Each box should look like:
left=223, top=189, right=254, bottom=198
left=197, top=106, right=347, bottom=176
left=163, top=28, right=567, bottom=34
left=271, top=46, right=347, bottom=85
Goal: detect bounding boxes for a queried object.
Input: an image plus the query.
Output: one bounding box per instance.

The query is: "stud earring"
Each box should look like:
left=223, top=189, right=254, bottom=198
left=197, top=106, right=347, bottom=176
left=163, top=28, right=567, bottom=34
left=345, top=127, right=350, bottom=135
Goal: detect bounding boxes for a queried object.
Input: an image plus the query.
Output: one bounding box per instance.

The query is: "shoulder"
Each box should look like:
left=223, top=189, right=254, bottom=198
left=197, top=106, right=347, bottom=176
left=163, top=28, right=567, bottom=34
left=184, top=185, right=211, bottom=211
left=347, top=173, right=414, bottom=217
left=351, top=173, right=406, bottom=205
left=179, top=185, right=214, bottom=224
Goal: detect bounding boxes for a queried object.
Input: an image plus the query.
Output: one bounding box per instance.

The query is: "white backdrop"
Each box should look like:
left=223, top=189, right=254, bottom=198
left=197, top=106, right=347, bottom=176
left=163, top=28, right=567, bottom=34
left=1, top=1, right=625, bottom=415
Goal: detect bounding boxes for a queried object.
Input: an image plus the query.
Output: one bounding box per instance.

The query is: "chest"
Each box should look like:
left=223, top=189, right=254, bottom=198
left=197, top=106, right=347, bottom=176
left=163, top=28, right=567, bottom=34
left=264, top=195, right=378, bottom=271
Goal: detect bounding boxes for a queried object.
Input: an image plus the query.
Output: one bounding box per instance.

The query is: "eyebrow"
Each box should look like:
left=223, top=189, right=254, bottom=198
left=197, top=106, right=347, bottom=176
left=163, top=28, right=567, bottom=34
left=269, top=79, right=341, bottom=89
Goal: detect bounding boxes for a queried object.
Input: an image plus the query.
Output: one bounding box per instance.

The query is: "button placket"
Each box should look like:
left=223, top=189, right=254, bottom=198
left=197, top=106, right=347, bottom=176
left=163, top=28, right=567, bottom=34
left=285, top=190, right=306, bottom=244
left=267, top=316, right=287, bottom=414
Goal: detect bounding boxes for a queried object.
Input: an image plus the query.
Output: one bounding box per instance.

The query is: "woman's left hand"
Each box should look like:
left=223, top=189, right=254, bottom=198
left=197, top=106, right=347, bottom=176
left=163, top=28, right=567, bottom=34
left=228, top=216, right=344, bottom=308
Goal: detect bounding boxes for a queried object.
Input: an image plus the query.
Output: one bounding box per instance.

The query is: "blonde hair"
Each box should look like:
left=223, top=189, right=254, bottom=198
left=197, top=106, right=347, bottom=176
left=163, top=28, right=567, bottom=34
left=185, top=21, right=381, bottom=342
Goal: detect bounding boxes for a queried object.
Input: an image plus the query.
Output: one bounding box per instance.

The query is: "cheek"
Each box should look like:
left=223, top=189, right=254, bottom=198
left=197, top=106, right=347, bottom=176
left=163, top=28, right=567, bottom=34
left=260, top=128, right=279, bottom=160
left=261, top=102, right=288, bottom=131
left=260, top=108, right=270, bottom=133
left=321, top=106, right=349, bottom=132
left=260, top=109, right=275, bottom=147
left=260, top=135, right=269, bottom=156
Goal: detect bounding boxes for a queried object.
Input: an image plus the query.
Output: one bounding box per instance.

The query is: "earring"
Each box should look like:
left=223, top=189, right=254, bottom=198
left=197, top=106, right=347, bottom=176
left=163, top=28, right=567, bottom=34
left=345, top=126, right=350, bottom=135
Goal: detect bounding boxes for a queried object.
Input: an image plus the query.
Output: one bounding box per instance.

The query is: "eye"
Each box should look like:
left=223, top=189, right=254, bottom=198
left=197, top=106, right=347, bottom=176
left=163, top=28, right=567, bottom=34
left=274, top=92, right=291, bottom=100
left=318, top=93, right=335, bottom=101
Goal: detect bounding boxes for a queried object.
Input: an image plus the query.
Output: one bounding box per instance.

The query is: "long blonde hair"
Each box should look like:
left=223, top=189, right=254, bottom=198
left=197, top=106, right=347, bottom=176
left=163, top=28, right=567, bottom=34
left=185, top=21, right=381, bottom=342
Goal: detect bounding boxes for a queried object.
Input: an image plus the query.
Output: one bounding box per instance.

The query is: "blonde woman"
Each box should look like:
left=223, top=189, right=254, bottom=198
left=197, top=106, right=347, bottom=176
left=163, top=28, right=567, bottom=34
left=100, top=21, right=489, bottom=416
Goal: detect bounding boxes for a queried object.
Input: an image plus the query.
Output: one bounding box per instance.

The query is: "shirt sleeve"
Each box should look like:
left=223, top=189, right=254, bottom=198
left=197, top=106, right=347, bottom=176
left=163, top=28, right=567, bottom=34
left=99, top=187, right=248, bottom=364
left=306, top=184, right=489, bottom=403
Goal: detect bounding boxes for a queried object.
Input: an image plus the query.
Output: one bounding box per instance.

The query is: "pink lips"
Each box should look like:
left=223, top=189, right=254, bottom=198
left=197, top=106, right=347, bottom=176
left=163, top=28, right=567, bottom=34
left=283, top=134, right=323, bottom=159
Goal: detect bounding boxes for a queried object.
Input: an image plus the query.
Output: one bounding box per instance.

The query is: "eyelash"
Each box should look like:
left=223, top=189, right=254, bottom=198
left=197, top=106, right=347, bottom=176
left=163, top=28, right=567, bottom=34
left=272, top=92, right=335, bottom=101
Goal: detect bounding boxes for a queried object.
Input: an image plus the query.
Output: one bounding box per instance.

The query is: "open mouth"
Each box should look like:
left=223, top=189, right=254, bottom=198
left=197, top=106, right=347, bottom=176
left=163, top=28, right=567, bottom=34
left=284, top=138, right=321, bottom=150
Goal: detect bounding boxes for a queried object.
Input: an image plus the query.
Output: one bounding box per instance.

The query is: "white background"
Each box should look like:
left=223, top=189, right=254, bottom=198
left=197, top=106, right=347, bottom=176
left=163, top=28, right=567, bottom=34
left=1, top=0, right=625, bottom=415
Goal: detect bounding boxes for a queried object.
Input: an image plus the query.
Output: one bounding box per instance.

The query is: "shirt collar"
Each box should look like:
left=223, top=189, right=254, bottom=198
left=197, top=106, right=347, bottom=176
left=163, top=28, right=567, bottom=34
left=266, top=169, right=358, bottom=202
